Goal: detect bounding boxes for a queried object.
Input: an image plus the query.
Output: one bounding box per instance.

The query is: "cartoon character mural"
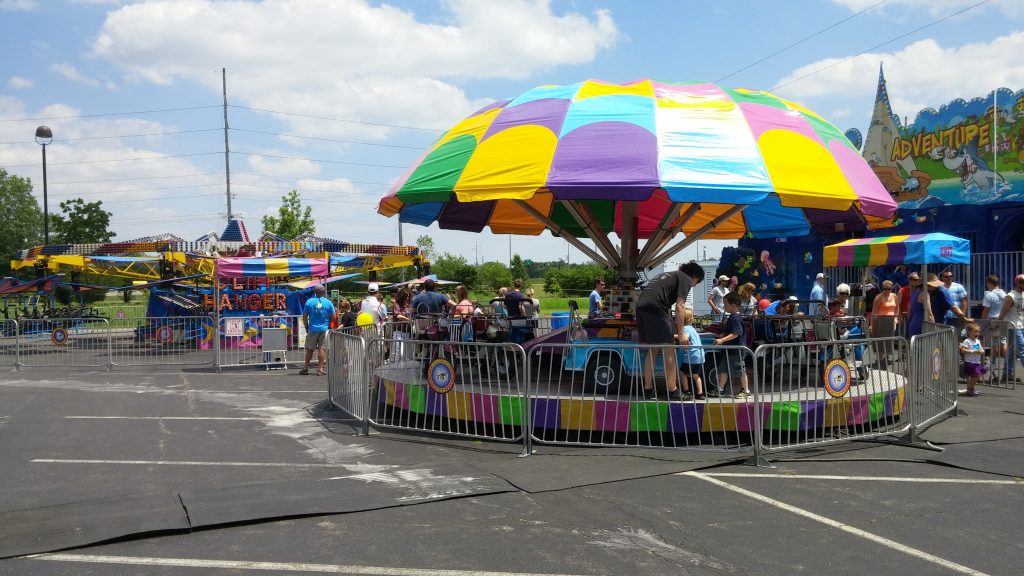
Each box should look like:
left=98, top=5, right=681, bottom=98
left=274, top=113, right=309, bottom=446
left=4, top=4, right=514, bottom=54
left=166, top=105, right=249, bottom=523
left=928, top=143, right=1007, bottom=193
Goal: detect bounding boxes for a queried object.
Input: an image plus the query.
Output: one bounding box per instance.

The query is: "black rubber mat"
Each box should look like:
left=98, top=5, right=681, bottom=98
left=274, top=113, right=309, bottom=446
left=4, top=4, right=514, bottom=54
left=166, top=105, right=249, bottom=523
left=0, top=465, right=513, bottom=559
left=0, top=491, right=188, bottom=559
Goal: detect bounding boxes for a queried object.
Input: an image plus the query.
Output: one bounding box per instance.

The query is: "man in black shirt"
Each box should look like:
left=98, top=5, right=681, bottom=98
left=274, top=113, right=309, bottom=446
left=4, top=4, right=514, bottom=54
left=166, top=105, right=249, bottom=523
left=636, top=261, right=705, bottom=400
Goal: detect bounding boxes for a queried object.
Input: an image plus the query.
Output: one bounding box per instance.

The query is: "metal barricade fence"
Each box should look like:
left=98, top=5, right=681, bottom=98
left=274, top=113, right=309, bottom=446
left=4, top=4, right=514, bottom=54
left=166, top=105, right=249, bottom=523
left=752, top=336, right=910, bottom=454
left=973, top=319, right=1015, bottom=389
left=366, top=335, right=527, bottom=443
left=327, top=326, right=372, bottom=428
left=527, top=341, right=757, bottom=453
left=909, top=324, right=959, bottom=431
left=0, top=319, right=17, bottom=367
left=216, top=314, right=304, bottom=369
left=15, top=317, right=111, bottom=369
left=108, top=316, right=215, bottom=367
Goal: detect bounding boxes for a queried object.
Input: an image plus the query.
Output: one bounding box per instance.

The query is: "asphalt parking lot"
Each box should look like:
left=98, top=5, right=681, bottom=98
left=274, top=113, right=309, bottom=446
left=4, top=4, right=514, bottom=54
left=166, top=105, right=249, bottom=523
left=1, top=367, right=1021, bottom=576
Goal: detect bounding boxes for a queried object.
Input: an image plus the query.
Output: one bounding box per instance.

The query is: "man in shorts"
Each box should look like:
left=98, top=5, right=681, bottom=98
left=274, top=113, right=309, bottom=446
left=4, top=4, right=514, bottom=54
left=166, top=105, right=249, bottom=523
left=636, top=261, right=705, bottom=400
left=301, top=285, right=336, bottom=375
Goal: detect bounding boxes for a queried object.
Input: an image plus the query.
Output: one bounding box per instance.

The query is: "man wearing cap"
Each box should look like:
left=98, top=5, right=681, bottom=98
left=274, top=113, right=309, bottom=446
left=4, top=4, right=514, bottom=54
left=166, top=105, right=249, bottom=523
left=997, top=274, right=1024, bottom=383
left=301, top=285, right=336, bottom=376
left=359, top=283, right=388, bottom=326
left=411, top=278, right=452, bottom=315
left=809, top=273, right=828, bottom=317
left=708, top=275, right=730, bottom=322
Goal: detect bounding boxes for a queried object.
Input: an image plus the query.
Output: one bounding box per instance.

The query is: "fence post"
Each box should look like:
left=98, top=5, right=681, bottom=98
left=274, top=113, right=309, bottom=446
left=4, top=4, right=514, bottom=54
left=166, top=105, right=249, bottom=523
left=213, top=260, right=221, bottom=372
left=14, top=320, right=21, bottom=371
left=360, top=333, right=372, bottom=437
left=746, top=346, right=770, bottom=467
left=519, top=345, right=532, bottom=457
left=105, top=318, right=113, bottom=371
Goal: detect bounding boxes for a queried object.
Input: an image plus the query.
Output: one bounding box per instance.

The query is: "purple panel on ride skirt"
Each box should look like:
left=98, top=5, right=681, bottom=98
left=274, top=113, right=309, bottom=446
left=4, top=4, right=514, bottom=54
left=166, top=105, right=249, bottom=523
left=471, top=393, right=501, bottom=424
left=668, top=403, right=703, bottom=434
left=847, top=395, right=870, bottom=425
left=593, top=400, right=631, bottom=432
left=734, top=402, right=772, bottom=432
left=799, top=400, right=827, bottom=431
left=531, top=398, right=561, bottom=429
left=425, top=388, right=449, bottom=417
left=547, top=122, right=659, bottom=201
left=393, top=382, right=409, bottom=411
left=883, top=389, right=902, bottom=417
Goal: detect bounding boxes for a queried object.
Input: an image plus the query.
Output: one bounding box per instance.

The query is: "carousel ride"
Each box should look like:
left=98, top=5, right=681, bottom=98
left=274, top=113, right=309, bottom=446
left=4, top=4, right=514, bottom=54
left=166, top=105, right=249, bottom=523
left=369, top=79, right=905, bottom=439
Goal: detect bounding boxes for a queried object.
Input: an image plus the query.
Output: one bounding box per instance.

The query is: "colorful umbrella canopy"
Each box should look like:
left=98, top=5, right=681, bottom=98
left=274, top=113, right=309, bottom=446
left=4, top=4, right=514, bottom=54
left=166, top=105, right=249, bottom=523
left=823, top=233, right=970, bottom=267
left=378, top=79, right=896, bottom=274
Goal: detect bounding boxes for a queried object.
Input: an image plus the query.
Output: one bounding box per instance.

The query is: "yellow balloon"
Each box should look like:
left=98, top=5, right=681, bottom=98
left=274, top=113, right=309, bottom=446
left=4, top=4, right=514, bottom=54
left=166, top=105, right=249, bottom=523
left=356, top=312, right=374, bottom=327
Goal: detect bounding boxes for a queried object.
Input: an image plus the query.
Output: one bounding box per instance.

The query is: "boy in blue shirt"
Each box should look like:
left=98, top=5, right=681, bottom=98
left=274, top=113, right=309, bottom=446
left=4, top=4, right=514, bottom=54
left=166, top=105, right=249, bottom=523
left=713, top=292, right=752, bottom=399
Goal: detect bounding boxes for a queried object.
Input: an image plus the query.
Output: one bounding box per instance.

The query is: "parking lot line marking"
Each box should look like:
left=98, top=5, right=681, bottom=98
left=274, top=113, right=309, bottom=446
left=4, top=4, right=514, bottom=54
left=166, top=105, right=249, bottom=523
left=31, top=459, right=349, bottom=468
left=195, top=390, right=327, bottom=393
left=691, top=472, right=1021, bottom=485
left=65, top=416, right=264, bottom=421
left=685, top=472, right=991, bottom=576
left=28, top=553, right=591, bottom=576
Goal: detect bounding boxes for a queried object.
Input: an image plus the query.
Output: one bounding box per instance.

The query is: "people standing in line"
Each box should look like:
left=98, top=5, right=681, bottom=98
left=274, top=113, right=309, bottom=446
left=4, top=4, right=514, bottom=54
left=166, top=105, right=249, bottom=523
left=708, top=275, right=730, bottom=322
left=870, top=279, right=899, bottom=333
left=926, top=274, right=967, bottom=325
left=906, top=274, right=927, bottom=338
left=636, top=261, right=705, bottom=400
left=997, top=274, right=1024, bottom=384
left=677, top=307, right=705, bottom=400
left=359, top=283, right=388, bottom=327
left=301, top=285, right=336, bottom=376
left=588, top=278, right=605, bottom=318
left=897, top=271, right=919, bottom=319
left=809, top=272, right=828, bottom=317
left=713, top=292, right=752, bottom=399
left=339, top=299, right=357, bottom=328
left=941, top=270, right=969, bottom=326
left=960, top=322, right=986, bottom=397
left=974, top=272, right=1007, bottom=373
left=412, top=278, right=453, bottom=315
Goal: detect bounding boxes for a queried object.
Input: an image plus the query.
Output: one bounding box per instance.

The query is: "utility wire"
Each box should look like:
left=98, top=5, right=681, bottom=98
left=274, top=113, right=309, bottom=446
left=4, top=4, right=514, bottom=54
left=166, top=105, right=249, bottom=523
left=772, top=0, right=991, bottom=92
left=4, top=151, right=221, bottom=168
left=231, top=150, right=408, bottom=169
left=0, top=105, right=221, bottom=123
left=229, top=104, right=443, bottom=133
left=715, top=0, right=889, bottom=83
left=0, top=128, right=222, bottom=145
left=50, top=172, right=226, bottom=185
left=230, top=127, right=425, bottom=149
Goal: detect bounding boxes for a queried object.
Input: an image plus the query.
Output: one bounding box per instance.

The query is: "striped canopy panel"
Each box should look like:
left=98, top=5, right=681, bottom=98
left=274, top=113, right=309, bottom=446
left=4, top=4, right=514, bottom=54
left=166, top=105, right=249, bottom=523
left=378, top=79, right=896, bottom=239
left=823, top=233, right=971, bottom=267
left=216, top=258, right=330, bottom=278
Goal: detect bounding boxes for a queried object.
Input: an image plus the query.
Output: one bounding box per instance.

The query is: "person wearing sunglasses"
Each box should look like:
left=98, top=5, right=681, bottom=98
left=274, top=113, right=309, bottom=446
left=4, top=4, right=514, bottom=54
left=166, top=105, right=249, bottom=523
left=941, top=270, right=968, bottom=326
left=870, top=280, right=899, bottom=333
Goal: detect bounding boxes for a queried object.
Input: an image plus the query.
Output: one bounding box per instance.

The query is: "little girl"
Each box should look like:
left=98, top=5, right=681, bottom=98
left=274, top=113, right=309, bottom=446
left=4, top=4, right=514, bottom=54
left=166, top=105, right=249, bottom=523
left=960, top=322, right=986, bottom=397
left=678, top=308, right=705, bottom=400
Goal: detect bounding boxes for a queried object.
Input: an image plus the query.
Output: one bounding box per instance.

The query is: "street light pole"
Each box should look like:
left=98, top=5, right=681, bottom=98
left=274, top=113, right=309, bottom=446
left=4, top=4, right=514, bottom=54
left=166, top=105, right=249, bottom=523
left=35, top=126, right=53, bottom=245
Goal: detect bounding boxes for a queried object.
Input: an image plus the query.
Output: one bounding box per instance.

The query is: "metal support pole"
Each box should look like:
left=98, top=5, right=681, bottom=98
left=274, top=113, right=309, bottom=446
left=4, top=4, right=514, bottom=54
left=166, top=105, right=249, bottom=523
left=41, top=144, right=49, bottom=245
left=646, top=205, right=747, bottom=271
left=558, top=200, right=621, bottom=267
left=637, top=203, right=701, bottom=269
left=513, top=200, right=612, bottom=267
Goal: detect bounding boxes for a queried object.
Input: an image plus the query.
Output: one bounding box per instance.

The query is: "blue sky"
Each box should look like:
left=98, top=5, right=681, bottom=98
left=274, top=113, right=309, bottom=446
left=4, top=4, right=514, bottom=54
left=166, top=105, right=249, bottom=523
left=1, top=0, right=1022, bottom=265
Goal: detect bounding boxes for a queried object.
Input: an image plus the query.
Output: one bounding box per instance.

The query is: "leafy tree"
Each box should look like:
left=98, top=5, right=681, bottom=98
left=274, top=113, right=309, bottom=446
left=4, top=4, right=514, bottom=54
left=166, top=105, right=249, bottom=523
left=51, top=198, right=114, bottom=244
left=432, top=252, right=477, bottom=289
left=509, top=254, right=529, bottom=285
left=477, top=261, right=512, bottom=292
left=415, top=234, right=436, bottom=258
left=261, top=190, right=315, bottom=239
left=0, top=169, right=43, bottom=276
left=543, top=264, right=611, bottom=295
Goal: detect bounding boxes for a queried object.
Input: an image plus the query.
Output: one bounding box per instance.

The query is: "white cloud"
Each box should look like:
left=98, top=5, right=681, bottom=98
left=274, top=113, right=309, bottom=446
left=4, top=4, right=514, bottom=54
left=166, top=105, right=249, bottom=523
left=91, top=0, right=618, bottom=138
left=6, top=76, right=34, bottom=89
left=245, top=154, right=319, bottom=178
left=774, top=33, right=1024, bottom=120
left=831, top=0, right=1023, bottom=18
left=49, top=63, right=100, bottom=86
left=0, top=0, right=35, bottom=11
